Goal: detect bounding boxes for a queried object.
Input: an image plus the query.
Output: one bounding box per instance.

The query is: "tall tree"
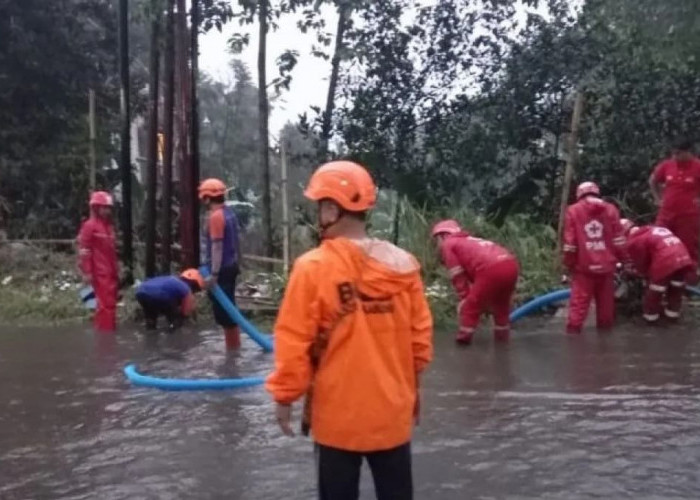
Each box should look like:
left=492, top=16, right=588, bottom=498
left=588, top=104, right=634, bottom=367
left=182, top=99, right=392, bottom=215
left=258, top=0, right=273, bottom=257
left=319, top=1, right=352, bottom=157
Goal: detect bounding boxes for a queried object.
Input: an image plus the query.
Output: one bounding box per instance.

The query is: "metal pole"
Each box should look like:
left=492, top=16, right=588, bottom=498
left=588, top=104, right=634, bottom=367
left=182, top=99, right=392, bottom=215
left=557, top=91, right=585, bottom=252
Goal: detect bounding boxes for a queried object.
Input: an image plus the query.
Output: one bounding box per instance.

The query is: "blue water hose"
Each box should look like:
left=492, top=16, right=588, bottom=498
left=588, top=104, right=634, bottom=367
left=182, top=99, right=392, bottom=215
left=686, top=285, right=700, bottom=297
left=509, top=289, right=571, bottom=323
left=124, top=364, right=265, bottom=391
left=199, top=266, right=274, bottom=353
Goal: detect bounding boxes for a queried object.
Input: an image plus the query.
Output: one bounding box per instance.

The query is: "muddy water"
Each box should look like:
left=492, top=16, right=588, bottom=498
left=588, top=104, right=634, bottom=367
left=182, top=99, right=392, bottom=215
left=2, top=316, right=700, bottom=499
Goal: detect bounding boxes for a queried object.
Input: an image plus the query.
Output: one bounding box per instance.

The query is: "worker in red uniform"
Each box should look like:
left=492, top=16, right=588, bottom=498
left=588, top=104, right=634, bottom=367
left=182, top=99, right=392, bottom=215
left=432, top=220, right=519, bottom=344
left=620, top=218, right=694, bottom=323
left=78, top=191, right=119, bottom=332
left=649, top=139, right=700, bottom=282
left=562, top=182, right=627, bottom=335
left=199, top=178, right=242, bottom=350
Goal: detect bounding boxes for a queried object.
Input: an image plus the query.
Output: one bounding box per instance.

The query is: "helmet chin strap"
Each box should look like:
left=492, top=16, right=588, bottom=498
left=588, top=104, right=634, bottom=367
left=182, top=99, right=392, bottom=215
left=317, top=208, right=344, bottom=239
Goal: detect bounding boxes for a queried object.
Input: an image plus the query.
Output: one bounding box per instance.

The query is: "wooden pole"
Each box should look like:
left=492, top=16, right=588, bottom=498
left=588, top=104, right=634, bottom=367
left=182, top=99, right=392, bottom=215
left=118, top=0, right=133, bottom=282
left=88, top=89, right=96, bottom=190
left=557, top=91, right=585, bottom=251
left=280, top=142, right=290, bottom=274
left=161, top=0, right=175, bottom=274
left=144, top=3, right=161, bottom=278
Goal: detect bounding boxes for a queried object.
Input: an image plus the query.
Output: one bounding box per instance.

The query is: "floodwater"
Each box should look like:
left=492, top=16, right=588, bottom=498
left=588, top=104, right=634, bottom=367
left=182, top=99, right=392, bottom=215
left=2, top=314, right=700, bottom=499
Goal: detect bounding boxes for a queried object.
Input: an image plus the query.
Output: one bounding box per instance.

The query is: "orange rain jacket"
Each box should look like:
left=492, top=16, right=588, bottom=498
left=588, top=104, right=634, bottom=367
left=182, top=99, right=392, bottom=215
left=266, top=237, right=433, bottom=452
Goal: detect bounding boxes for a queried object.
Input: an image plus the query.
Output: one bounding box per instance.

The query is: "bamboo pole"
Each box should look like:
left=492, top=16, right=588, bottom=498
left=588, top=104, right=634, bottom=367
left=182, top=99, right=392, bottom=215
left=280, top=142, right=290, bottom=274
left=556, top=91, right=585, bottom=251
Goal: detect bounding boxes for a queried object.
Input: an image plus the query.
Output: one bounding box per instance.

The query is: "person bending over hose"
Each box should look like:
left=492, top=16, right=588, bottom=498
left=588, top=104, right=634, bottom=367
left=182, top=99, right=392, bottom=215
left=620, top=218, right=694, bottom=323
left=198, top=178, right=242, bottom=351
left=562, top=182, right=627, bottom=335
left=77, top=191, right=119, bottom=333
left=649, top=138, right=700, bottom=284
left=431, top=220, right=519, bottom=345
left=266, top=161, right=433, bottom=500
left=135, top=269, right=204, bottom=331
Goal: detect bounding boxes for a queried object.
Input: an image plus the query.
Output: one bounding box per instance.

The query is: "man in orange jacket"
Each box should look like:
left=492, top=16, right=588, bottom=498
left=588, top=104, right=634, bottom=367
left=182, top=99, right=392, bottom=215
left=266, top=161, right=433, bottom=500
left=77, top=191, right=119, bottom=332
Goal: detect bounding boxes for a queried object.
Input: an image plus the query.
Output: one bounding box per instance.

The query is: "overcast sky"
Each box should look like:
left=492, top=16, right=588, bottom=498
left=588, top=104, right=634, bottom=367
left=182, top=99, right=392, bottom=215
left=198, top=1, right=570, bottom=139
left=199, top=7, right=338, bottom=138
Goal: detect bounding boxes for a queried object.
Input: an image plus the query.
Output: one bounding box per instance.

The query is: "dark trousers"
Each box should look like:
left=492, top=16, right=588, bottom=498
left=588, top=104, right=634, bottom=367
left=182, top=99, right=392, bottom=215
left=316, top=442, right=413, bottom=500
left=208, top=264, right=239, bottom=327
left=136, top=293, right=181, bottom=330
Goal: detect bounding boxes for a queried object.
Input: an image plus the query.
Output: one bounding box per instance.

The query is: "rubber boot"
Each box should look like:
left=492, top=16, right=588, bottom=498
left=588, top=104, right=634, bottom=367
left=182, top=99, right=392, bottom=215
left=224, top=327, right=241, bottom=350
left=493, top=327, right=510, bottom=343
left=566, top=325, right=582, bottom=335
left=456, top=327, right=474, bottom=345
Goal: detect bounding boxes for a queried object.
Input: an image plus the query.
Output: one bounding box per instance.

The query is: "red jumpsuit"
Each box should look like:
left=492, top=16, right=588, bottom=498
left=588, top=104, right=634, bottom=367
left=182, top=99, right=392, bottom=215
left=78, top=216, right=119, bottom=332
left=440, top=232, right=519, bottom=343
left=626, top=225, right=693, bottom=322
left=563, top=197, right=626, bottom=334
left=652, top=157, right=700, bottom=279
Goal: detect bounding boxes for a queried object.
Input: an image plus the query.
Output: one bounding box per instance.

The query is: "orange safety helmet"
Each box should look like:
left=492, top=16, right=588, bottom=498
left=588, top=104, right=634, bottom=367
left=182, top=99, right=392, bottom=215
left=198, top=178, right=227, bottom=200
left=304, top=161, right=377, bottom=212
left=89, top=191, right=114, bottom=207
left=180, top=268, right=205, bottom=290
left=619, top=218, right=635, bottom=235
left=431, top=219, right=462, bottom=237
left=576, top=181, right=600, bottom=200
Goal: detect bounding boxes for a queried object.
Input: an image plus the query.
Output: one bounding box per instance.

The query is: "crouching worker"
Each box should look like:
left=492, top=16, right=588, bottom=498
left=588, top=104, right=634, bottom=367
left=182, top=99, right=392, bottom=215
left=135, top=269, right=204, bottom=331
left=562, top=182, right=627, bottom=334
left=266, top=161, right=433, bottom=500
left=621, top=219, right=693, bottom=323
left=431, top=220, right=519, bottom=345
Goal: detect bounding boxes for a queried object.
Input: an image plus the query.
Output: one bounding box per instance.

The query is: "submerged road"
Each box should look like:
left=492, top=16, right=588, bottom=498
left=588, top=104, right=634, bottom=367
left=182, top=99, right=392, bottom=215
left=1, top=313, right=700, bottom=499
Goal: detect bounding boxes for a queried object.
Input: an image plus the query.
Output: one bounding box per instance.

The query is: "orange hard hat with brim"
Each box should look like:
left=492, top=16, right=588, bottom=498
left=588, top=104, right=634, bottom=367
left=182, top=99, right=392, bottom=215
left=89, top=191, right=114, bottom=207
left=304, top=161, right=377, bottom=212
left=180, top=268, right=204, bottom=290
left=198, top=178, right=227, bottom=200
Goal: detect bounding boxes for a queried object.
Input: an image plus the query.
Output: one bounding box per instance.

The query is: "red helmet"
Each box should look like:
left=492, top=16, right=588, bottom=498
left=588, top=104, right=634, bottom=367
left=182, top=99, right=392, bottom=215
left=89, top=191, right=114, bottom=207
left=431, top=219, right=461, bottom=237
left=304, top=161, right=377, bottom=212
left=576, top=181, right=600, bottom=200
left=619, top=218, right=635, bottom=235
left=198, top=178, right=227, bottom=200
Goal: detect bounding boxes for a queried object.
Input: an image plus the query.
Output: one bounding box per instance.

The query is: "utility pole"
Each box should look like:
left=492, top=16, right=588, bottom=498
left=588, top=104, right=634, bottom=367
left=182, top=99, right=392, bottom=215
left=118, top=0, right=133, bottom=282
left=557, top=91, right=585, bottom=251
left=280, top=142, right=290, bottom=274
left=190, top=0, right=200, bottom=266
left=145, top=3, right=162, bottom=278
left=162, top=0, right=175, bottom=274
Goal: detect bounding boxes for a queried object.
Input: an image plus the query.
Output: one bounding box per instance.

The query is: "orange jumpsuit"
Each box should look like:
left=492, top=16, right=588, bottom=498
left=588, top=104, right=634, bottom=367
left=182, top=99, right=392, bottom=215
left=266, top=237, right=433, bottom=452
